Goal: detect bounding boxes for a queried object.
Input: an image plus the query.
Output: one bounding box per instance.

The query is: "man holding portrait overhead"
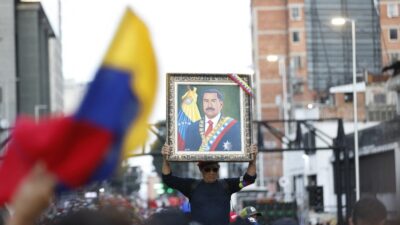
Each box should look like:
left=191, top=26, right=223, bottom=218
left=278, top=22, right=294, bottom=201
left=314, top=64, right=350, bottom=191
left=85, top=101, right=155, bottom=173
left=178, top=88, right=241, bottom=151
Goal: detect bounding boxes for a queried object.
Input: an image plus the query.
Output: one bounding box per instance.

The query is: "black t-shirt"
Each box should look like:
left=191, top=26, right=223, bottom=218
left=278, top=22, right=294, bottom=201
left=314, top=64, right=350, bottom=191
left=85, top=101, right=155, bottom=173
left=162, top=173, right=256, bottom=225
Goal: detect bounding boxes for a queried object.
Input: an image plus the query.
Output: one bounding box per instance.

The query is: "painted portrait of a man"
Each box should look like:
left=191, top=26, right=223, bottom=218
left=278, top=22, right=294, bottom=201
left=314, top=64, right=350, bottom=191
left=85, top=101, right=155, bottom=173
left=177, top=86, right=242, bottom=151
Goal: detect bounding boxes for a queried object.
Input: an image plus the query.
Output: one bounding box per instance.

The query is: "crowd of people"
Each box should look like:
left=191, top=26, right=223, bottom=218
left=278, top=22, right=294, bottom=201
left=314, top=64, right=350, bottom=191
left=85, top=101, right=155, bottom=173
left=0, top=194, right=393, bottom=225
left=0, top=146, right=396, bottom=225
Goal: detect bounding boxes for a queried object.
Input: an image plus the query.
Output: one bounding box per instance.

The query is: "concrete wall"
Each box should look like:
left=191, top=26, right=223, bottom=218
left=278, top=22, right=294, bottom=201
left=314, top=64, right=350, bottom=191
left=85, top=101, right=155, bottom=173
left=16, top=3, right=54, bottom=117
left=0, top=0, right=17, bottom=124
left=283, top=119, right=378, bottom=213
left=49, top=37, right=64, bottom=114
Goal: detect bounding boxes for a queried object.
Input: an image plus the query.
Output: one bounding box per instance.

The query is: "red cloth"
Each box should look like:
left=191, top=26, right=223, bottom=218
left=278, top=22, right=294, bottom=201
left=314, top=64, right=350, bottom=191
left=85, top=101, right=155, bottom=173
left=0, top=116, right=113, bottom=204
left=230, top=211, right=238, bottom=223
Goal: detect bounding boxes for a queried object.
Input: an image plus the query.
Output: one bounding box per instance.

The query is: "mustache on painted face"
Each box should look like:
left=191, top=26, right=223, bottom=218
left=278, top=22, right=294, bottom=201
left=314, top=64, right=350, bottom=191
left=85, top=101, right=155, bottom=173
left=206, top=107, right=215, bottom=112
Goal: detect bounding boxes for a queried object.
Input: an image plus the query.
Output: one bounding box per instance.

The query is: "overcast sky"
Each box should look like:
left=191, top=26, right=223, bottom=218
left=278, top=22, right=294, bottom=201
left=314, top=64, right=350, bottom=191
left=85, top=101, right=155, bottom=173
left=38, top=0, right=254, bottom=194
left=41, top=0, right=253, bottom=123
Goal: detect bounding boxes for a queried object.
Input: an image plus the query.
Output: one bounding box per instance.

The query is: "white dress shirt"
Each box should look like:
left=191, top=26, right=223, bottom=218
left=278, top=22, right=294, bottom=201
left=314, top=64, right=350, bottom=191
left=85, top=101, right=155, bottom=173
left=204, top=113, right=221, bottom=132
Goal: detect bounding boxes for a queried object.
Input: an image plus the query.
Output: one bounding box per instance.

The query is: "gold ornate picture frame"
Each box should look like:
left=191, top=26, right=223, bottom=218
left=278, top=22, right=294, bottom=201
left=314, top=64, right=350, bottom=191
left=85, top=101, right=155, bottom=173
left=166, top=73, right=253, bottom=162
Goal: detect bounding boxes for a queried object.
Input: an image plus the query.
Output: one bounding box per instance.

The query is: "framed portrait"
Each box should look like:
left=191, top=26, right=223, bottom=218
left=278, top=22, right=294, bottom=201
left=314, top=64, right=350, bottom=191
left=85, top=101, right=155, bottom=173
left=166, top=73, right=253, bottom=162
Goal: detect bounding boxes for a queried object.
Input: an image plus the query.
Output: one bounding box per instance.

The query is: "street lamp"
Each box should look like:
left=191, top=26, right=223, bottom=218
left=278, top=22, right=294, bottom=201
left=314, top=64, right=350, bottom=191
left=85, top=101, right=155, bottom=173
left=266, top=54, right=289, bottom=132
left=266, top=54, right=291, bottom=201
left=331, top=17, right=360, bottom=200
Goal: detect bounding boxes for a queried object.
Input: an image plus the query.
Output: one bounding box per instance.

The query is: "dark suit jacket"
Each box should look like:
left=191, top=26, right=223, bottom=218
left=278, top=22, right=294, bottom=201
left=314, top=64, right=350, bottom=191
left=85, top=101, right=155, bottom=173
left=184, top=117, right=241, bottom=151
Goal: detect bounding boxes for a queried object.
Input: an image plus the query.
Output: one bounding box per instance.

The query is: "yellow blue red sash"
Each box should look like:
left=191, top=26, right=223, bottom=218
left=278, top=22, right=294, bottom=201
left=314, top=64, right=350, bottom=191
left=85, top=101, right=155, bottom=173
left=198, top=117, right=237, bottom=151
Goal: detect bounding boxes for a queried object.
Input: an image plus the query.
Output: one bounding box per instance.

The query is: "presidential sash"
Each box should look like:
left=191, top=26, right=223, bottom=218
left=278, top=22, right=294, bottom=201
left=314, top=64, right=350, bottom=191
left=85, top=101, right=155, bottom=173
left=198, top=117, right=238, bottom=151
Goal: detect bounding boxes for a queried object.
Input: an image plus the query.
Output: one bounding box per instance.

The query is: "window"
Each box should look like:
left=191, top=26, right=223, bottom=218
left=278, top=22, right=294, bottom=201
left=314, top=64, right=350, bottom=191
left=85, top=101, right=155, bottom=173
left=292, top=31, right=300, bottom=43
left=291, top=56, right=303, bottom=69
left=290, top=6, right=301, bottom=20
left=389, top=28, right=398, bottom=40
left=344, top=93, right=353, bottom=102
left=389, top=52, right=400, bottom=62
left=373, top=93, right=386, bottom=104
left=387, top=3, right=399, bottom=18
left=368, top=108, right=396, bottom=121
left=292, top=82, right=304, bottom=94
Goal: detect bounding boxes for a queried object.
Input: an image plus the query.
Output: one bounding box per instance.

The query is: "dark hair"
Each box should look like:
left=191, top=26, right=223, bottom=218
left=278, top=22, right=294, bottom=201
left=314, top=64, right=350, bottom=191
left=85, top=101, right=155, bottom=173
left=352, top=197, right=387, bottom=225
left=202, top=89, right=224, bottom=101
left=197, top=161, right=219, bottom=170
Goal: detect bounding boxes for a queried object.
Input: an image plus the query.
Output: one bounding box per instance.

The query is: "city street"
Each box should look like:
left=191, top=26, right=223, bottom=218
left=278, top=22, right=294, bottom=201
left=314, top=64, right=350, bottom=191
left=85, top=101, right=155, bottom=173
left=0, top=1, right=399, bottom=225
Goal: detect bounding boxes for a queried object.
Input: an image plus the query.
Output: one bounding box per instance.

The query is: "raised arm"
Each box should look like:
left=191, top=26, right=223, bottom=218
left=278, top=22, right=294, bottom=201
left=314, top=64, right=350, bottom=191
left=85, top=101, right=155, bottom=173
left=246, top=144, right=258, bottom=176
left=7, top=162, right=56, bottom=225
left=161, top=144, right=172, bottom=175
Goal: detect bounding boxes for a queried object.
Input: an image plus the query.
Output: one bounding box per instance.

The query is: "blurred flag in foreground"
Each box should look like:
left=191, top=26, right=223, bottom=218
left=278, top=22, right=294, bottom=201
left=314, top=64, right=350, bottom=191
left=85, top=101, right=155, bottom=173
left=177, top=87, right=201, bottom=150
left=0, top=8, right=157, bottom=205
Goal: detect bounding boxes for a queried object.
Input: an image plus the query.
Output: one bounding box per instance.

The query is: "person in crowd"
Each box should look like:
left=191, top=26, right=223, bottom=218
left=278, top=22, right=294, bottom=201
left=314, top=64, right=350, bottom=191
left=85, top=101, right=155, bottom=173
left=5, top=162, right=142, bottom=225
left=230, top=217, right=254, bottom=225
left=350, top=197, right=387, bottom=225
left=144, top=208, right=190, bottom=225
left=51, top=208, right=134, bottom=225
left=239, top=206, right=262, bottom=225
left=161, top=144, right=258, bottom=225
left=6, top=162, right=56, bottom=225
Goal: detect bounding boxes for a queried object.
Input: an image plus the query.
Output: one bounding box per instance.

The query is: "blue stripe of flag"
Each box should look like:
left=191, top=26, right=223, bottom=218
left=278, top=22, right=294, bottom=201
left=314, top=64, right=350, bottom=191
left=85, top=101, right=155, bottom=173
left=74, top=66, right=139, bottom=182
left=74, top=67, right=139, bottom=137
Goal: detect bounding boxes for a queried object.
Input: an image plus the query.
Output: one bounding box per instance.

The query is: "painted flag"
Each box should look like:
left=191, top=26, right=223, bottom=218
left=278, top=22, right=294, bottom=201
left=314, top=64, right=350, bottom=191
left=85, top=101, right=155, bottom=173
left=0, top=8, right=157, bottom=205
left=177, top=87, right=201, bottom=150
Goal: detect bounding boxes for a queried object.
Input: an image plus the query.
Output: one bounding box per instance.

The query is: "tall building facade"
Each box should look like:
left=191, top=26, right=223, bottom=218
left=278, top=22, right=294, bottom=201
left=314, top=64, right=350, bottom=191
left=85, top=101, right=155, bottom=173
left=306, top=0, right=381, bottom=93
left=49, top=38, right=64, bottom=114
left=251, top=0, right=384, bottom=200
left=0, top=0, right=18, bottom=125
left=380, top=0, right=400, bottom=115
left=17, top=2, right=63, bottom=116
left=252, top=3, right=386, bottom=218
left=0, top=0, right=63, bottom=125
left=251, top=0, right=315, bottom=192
left=252, top=0, right=398, bottom=221
left=380, top=0, right=400, bottom=67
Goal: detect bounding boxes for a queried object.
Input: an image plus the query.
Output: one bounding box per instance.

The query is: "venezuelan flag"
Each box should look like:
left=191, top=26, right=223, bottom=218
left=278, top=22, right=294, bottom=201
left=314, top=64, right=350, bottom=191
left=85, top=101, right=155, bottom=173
left=177, top=87, right=201, bottom=150
left=0, top=8, right=157, bottom=204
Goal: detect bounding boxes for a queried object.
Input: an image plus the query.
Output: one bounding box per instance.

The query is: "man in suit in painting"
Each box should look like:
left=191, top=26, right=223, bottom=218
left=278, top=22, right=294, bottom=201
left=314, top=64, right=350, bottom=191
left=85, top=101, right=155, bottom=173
left=183, top=88, right=241, bottom=151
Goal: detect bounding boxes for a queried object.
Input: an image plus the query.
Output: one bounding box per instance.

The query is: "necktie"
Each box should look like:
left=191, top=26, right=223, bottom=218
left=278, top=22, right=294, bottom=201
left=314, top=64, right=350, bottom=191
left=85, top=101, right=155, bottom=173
left=205, top=120, right=213, bottom=137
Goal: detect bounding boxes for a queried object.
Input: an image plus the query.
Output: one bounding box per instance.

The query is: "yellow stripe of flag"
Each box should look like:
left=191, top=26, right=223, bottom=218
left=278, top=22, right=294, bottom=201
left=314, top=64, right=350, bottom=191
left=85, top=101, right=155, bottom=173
left=103, top=8, right=158, bottom=158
